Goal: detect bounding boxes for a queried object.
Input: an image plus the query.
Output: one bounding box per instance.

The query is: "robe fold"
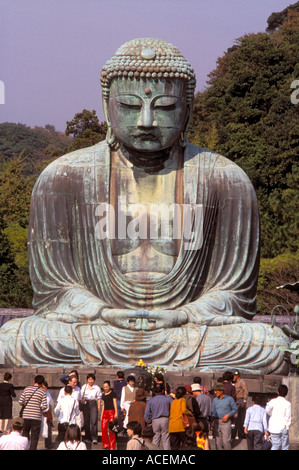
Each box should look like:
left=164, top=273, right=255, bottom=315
left=0, top=142, right=288, bottom=373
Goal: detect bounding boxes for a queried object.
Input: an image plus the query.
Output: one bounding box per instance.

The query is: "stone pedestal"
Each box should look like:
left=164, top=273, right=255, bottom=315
left=282, top=376, right=299, bottom=444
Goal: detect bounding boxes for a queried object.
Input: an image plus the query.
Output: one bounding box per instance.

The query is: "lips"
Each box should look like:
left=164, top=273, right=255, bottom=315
left=133, top=132, right=157, bottom=140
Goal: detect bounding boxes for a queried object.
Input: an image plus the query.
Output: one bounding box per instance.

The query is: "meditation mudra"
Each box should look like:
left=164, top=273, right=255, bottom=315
left=0, top=38, right=288, bottom=373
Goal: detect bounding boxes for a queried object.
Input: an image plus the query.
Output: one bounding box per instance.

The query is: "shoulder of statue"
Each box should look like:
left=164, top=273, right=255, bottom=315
left=40, top=140, right=108, bottom=175
left=185, top=144, right=252, bottom=186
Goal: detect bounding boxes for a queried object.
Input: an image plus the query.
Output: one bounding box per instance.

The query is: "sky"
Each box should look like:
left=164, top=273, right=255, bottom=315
left=0, top=0, right=297, bottom=131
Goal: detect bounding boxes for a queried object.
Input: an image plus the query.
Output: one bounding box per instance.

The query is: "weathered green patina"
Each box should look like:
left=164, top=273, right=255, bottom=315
left=0, top=39, right=289, bottom=373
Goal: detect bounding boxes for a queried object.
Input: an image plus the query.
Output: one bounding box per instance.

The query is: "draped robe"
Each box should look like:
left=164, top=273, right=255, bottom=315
left=0, top=141, right=288, bottom=373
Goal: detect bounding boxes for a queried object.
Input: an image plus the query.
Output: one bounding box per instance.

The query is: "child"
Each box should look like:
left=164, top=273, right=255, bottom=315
left=193, top=421, right=210, bottom=450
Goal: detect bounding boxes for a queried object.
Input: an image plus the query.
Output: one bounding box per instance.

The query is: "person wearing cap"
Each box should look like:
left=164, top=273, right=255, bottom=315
left=191, top=383, right=212, bottom=432
left=193, top=377, right=209, bottom=395
left=233, top=370, right=248, bottom=439
left=211, top=382, right=238, bottom=450
left=0, top=417, right=29, bottom=450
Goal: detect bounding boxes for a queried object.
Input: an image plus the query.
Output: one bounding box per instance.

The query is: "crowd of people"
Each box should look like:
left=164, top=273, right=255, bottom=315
left=0, top=368, right=292, bottom=451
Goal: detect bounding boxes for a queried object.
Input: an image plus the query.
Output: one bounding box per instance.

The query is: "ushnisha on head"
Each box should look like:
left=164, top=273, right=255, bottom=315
left=100, top=38, right=196, bottom=150
left=100, top=38, right=196, bottom=103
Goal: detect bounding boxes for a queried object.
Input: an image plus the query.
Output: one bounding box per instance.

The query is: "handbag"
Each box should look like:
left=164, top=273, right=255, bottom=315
left=19, top=387, right=40, bottom=418
left=181, top=397, right=196, bottom=429
left=182, top=413, right=196, bottom=429
left=79, top=384, right=88, bottom=412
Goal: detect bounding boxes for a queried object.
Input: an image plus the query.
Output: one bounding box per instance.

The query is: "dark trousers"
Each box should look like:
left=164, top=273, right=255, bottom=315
left=23, top=418, right=41, bottom=450
left=246, top=430, right=264, bottom=450
left=170, top=431, right=186, bottom=450
left=234, top=399, right=246, bottom=438
left=82, top=401, right=98, bottom=442
left=57, top=422, right=69, bottom=443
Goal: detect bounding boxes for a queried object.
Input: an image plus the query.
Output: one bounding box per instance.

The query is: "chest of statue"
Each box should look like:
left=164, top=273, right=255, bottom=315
left=108, top=153, right=183, bottom=279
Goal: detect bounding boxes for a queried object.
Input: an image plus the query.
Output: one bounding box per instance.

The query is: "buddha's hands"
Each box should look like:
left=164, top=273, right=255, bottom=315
left=101, top=308, right=188, bottom=330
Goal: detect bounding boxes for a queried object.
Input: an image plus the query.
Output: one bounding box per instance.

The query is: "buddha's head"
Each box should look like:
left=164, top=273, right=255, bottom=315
left=100, top=38, right=196, bottom=154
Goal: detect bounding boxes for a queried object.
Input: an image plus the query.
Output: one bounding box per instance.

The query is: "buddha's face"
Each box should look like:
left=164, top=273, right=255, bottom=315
left=107, top=78, right=189, bottom=152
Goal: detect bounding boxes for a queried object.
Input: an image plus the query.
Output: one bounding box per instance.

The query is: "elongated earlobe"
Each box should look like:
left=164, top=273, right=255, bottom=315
left=103, top=99, right=116, bottom=146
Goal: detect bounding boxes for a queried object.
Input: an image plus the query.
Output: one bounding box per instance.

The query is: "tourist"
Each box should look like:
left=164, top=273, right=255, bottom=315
left=144, top=383, right=173, bottom=450
left=180, top=428, right=201, bottom=450
left=57, top=423, right=87, bottom=450
left=101, top=380, right=118, bottom=450
left=113, top=371, right=127, bottom=416
left=211, top=382, right=238, bottom=450
left=120, top=375, right=136, bottom=430
left=153, top=373, right=170, bottom=395
left=19, top=375, right=48, bottom=450
left=244, top=395, right=268, bottom=450
left=0, top=372, right=16, bottom=434
left=193, top=376, right=209, bottom=395
left=169, top=386, right=192, bottom=450
left=184, top=384, right=201, bottom=423
left=141, top=425, right=160, bottom=450
left=59, top=370, right=81, bottom=388
left=0, top=417, right=29, bottom=450
left=191, top=383, right=211, bottom=433
left=126, top=421, right=148, bottom=450
left=80, top=373, right=102, bottom=444
left=54, top=385, right=80, bottom=443
left=266, top=384, right=291, bottom=450
left=233, top=369, right=248, bottom=439
left=41, top=381, right=53, bottom=450
left=128, top=388, right=147, bottom=432
left=222, top=371, right=237, bottom=401
left=192, top=421, right=210, bottom=450
left=57, top=375, right=81, bottom=402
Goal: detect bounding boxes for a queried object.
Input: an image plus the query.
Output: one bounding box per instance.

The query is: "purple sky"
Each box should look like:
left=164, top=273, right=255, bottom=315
left=0, top=0, right=296, bottom=131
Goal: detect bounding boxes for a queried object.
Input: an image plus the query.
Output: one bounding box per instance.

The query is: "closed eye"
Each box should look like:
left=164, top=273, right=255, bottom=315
left=154, top=103, right=177, bottom=111
left=119, top=102, right=141, bottom=110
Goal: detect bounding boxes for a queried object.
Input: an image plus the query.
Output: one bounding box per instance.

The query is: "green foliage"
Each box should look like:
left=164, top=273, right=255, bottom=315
left=188, top=9, right=299, bottom=258
left=65, top=109, right=106, bottom=151
left=266, top=1, right=299, bottom=32
left=0, top=122, right=72, bottom=170
left=257, top=252, right=299, bottom=315
left=0, top=211, right=32, bottom=307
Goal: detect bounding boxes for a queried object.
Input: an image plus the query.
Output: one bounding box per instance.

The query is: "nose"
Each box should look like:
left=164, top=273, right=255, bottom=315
left=137, top=102, right=157, bottom=128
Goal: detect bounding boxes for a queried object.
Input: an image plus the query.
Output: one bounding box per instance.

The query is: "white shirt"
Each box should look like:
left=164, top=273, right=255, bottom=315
left=57, top=385, right=81, bottom=403
left=45, top=390, right=54, bottom=412
left=81, top=384, right=102, bottom=401
left=266, top=396, right=291, bottom=433
left=0, top=432, right=29, bottom=450
left=54, top=395, right=80, bottom=424
left=120, top=384, right=135, bottom=408
left=57, top=440, right=87, bottom=450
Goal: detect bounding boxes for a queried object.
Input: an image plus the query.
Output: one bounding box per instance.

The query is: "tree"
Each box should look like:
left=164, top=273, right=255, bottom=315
left=188, top=9, right=299, bottom=258
left=266, top=1, right=299, bottom=32
left=65, top=109, right=107, bottom=149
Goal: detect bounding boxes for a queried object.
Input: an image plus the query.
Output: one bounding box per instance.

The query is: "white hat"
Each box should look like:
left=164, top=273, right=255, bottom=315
left=191, top=383, right=202, bottom=392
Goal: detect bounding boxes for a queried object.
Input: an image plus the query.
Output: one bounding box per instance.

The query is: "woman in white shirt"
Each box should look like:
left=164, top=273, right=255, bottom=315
left=80, top=373, right=102, bottom=444
left=57, top=424, right=87, bottom=450
left=120, top=375, right=136, bottom=430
